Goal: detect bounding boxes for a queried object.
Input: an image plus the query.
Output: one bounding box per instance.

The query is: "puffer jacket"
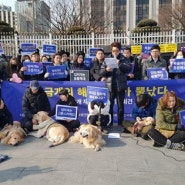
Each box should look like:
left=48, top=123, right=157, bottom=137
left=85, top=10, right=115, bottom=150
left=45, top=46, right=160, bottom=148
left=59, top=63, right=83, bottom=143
left=22, top=87, right=51, bottom=119
left=155, top=98, right=185, bottom=131
left=101, top=54, right=131, bottom=92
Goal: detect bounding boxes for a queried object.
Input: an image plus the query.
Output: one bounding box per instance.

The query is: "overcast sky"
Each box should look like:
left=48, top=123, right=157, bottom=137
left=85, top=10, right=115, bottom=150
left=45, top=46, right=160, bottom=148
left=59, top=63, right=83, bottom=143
left=0, top=0, right=15, bottom=11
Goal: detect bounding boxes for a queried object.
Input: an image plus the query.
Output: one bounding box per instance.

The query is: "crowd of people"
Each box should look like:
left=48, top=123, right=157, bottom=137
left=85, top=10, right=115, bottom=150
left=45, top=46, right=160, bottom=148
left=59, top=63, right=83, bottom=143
left=1, top=41, right=185, bottom=153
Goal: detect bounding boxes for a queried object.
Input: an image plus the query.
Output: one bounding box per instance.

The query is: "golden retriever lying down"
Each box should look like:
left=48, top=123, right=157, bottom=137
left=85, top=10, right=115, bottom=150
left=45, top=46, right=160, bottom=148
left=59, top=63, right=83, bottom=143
left=0, top=122, right=27, bottom=146
left=30, top=111, right=69, bottom=147
left=69, top=124, right=106, bottom=151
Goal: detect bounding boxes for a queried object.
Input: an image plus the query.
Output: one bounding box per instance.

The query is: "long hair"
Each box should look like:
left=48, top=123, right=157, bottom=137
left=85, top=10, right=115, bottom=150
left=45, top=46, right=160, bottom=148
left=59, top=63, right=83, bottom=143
left=161, top=91, right=179, bottom=108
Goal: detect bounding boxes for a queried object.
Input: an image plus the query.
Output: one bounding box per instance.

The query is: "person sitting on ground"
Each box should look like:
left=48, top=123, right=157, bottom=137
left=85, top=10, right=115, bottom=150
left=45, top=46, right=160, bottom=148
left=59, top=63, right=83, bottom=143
left=87, top=100, right=111, bottom=133
left=123, top=93, right=157, bottom=139
left=0, top=98, right=16, bottom=131
left=48, top=89, right=80, bottom=132
left=148, top=91, right=185, bottom=151
left=21, top=80, right=51, bottom=132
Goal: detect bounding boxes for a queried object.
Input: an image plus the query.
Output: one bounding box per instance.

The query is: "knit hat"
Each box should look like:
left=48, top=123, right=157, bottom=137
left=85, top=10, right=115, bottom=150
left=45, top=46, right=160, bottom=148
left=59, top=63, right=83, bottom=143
left=30, top=80, right=40, bottom=90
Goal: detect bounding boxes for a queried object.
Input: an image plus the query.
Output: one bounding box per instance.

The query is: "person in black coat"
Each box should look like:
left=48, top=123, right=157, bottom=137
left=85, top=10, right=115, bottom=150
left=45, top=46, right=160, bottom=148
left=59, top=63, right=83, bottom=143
left=101, top=42, right=132, bottom=126
left=49, top=89, right=80, bottom=132
left=0, top=98, right=14, bottom=130
left=90, top=49, right=107, bottom=81
left=21, top=80, right=51, bottom=132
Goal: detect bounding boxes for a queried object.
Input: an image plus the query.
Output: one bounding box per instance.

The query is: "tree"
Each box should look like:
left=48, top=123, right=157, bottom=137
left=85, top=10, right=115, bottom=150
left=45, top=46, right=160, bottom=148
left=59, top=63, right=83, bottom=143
left=158, top=2, right=185, bottom=29
left=45, top=0, right=112, bottom=33
left=132, top=19, right=160, bottom=33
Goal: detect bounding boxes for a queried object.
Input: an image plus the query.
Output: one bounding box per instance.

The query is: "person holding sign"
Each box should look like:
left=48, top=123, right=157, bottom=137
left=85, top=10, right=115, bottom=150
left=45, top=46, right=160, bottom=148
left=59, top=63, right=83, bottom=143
left=49, top=89, right=80, bottom=132
left=142, top=45, right=167, bottom=80
left=148, top=91, right=185, bottom=151
left=44, top=53, right=68, bottom=81
left=101, top=42, right=132, bottom=126
left=168, top=50, right=185, bottom=79
left=20, top=51, right=45, bottom=81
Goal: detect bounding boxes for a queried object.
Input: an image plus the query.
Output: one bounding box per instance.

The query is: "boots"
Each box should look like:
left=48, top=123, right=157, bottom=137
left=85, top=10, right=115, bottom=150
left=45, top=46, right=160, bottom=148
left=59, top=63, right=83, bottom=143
left=166, top=139, right=185, bottom=151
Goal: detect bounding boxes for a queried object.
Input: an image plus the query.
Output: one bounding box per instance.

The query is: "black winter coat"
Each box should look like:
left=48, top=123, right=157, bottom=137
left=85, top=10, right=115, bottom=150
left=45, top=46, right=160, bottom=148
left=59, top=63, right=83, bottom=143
left=49, top=95, right=78, bottom=117
left=101, top=54, right=132, bottom=92
left=22, top=87, right=51, bottom=119
left=0, top=105, right=13, bottom=130
left=90, top=59, right=107, bottom=81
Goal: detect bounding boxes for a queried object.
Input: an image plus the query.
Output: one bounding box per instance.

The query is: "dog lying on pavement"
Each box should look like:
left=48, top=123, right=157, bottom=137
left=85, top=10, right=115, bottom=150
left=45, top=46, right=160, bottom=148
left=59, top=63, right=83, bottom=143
left=30, top=111, right=69, bottom=147
left=0, top=122, right=27, bottom=146
left=69, top=124, right=106, bottom=151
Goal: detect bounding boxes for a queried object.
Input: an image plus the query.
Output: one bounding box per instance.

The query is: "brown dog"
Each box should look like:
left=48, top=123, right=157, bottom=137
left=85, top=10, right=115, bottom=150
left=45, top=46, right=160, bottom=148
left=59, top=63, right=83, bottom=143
left=69, top=124, right=106, bottom=151
left=30, top=111, right=69, bottom=147
left=0, top=123, right=27, bottom=146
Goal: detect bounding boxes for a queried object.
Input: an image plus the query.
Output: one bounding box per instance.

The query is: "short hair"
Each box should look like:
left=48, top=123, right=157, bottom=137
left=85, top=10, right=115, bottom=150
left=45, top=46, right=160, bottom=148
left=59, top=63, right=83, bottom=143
left=135, top=94, right=151, bottom=107
left=59, top=89, right=69, bottom=96
left=124, top=47, right=131, bottom=53
left=111, top=42, right=121, bottom=50
left=161, top=91, right=178, bottom=107
left=150, top=44, right=160, bottom=52
left=96, top=48, right=105, bottom=54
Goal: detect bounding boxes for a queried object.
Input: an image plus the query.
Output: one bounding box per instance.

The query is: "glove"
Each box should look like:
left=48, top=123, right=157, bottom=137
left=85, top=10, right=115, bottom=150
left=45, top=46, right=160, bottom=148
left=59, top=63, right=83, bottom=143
left=99, top=101, right=105, bottom=109
left=90, top=100, right=96, bottom=109
left=44, top=72, right=50, bottom=78
left=176, top=124, right=185, bottom=131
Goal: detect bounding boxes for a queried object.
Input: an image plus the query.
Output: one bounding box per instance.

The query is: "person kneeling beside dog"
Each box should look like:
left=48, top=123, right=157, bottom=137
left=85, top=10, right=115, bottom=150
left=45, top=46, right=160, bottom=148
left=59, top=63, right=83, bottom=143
left=87, top=100, right=111, bottom=133
left=123, top=94, right=157, bottom=139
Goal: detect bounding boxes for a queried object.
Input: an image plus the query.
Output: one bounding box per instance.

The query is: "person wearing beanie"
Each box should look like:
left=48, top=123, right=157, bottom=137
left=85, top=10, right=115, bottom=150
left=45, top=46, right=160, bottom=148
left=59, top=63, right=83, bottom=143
left=21, top=80, right=51, bottom=132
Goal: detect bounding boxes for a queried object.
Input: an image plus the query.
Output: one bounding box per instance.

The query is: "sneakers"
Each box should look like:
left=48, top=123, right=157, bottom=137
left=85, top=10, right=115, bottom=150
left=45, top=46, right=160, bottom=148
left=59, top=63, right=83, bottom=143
left=166, top=139, right=185, bottom=151
left=0, top=154, right=9, bottom=163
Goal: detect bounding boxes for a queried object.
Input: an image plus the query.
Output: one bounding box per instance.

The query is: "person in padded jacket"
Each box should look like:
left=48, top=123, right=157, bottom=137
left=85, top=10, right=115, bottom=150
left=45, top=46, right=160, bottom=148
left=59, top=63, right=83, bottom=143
left=49, top=89, right=80, bottom=132
left=21, top=80, right=51, bottom=132
left=101, top=42, right=132, bottom=127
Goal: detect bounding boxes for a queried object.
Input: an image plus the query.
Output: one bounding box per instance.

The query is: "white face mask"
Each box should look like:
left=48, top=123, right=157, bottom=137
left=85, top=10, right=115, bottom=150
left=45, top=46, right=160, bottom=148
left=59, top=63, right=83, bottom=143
left=176, top=55, right=183, bottom=59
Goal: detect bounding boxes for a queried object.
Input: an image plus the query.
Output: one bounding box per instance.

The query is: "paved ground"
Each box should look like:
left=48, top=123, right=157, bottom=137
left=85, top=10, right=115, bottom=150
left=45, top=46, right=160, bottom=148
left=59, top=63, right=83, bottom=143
left=1, top=126, right=185, bottom=185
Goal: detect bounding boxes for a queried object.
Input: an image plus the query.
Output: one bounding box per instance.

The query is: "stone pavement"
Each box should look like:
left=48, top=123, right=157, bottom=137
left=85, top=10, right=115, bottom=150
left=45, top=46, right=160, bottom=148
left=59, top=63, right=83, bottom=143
left=1, top=126, right=185, bottom=185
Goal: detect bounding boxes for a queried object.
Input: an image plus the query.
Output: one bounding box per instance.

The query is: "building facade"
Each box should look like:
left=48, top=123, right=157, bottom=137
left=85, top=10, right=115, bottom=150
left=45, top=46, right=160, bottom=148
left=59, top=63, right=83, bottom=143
left=80, top=0, right=180, bottom=31
left=0, top=5, right=17, bottom=30
left=15, top=0, right=51, bottom=33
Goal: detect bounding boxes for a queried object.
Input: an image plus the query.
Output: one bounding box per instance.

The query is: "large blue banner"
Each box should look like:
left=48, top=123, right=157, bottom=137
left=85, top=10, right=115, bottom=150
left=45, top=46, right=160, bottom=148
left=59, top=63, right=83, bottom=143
left=2, top=80, right=185, bottom=123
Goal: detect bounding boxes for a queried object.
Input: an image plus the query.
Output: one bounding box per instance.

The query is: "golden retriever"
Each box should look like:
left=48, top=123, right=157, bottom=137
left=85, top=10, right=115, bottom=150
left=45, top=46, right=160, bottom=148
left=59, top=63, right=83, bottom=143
left=69, top=124, right=106, bottom=151
left=0, top=122, right=27, bottom=146
left=31, top=111, right=69, bottom=147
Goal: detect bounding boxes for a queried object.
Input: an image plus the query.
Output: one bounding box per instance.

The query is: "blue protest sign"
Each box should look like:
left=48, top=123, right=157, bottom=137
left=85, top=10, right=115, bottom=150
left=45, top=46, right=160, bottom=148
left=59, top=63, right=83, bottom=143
left=142, top=43, right=155, bottom=54
left=89, top=48, right=100, bottom=57
left=147, top=68, right=168, bottom=80
left=0, top=43, right=4, bottom=55
left=42, top=44, right=57, bottom=55
left=87, top=86, right=108, bottom=103
left=55, top=105, right=78, bottom=120
left=84, top=57, right=93, bottom=69
left=169, top=58, right=185, bottom=73
left=42, top=62, right=53, bottom=67
left=46, top=65, right=67, bottom=79
left=180, top=110, right=185, bottom=126
left=23, top=62, right=43, bottom=75
left=20, top=43, right=37, bottom=55
left=70, top=70, right=89, bottom=81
